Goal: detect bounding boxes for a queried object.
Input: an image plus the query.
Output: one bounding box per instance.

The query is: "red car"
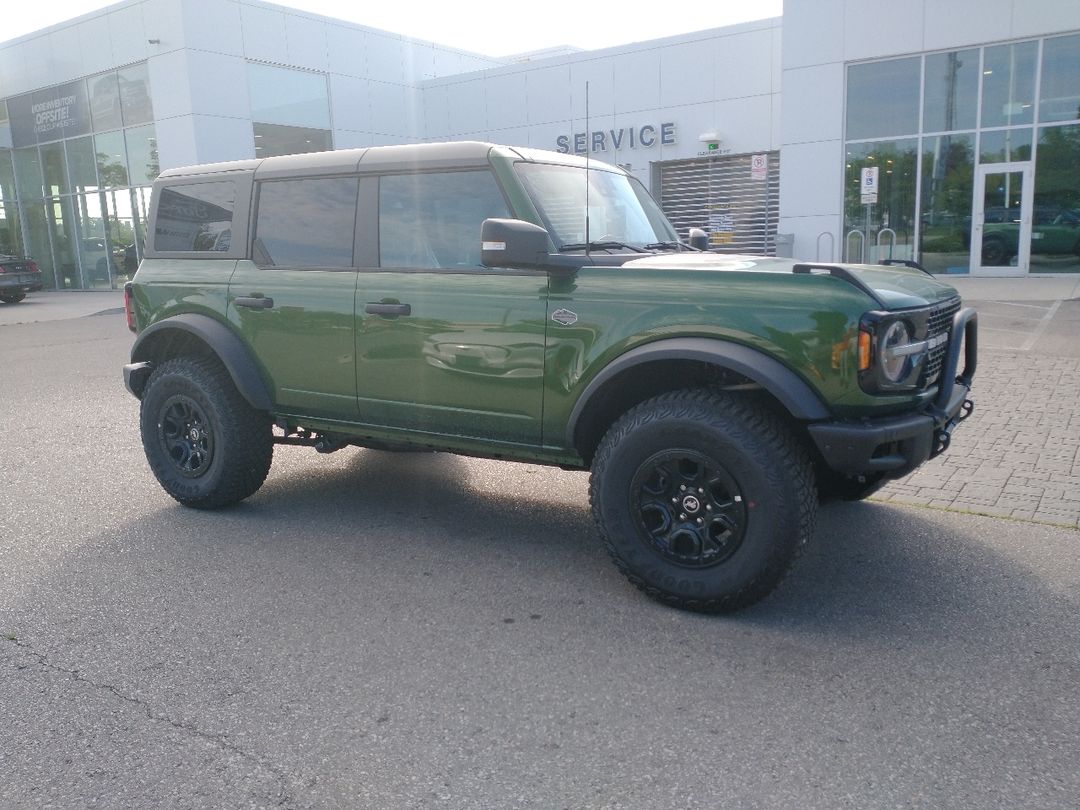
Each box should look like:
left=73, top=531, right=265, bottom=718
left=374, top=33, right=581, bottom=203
left=0, top=254, right=44, bottom=303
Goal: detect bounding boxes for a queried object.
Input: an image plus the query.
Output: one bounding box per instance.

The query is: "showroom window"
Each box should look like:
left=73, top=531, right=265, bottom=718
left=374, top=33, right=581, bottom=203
left=845, top=36, right=1080, bottom=274
left=845, top=57, right=921, bottom=141
left=981, top=42, right=1038, bottom=129
left=248, top=63, right=333, bottom=158
left=1, top=62, right=158, bottom=289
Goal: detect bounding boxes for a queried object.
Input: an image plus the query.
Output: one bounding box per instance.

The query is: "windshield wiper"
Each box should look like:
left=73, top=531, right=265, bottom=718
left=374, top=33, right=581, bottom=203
left=558, top=241, right=649, bottom=253
left=643, top=240, right=697, bottom=252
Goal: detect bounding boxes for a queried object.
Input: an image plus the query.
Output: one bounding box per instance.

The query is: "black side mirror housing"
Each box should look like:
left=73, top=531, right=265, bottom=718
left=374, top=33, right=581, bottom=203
left=482, top=218, right=553, bottom=269
left=688, top=227, right=710, bottom=251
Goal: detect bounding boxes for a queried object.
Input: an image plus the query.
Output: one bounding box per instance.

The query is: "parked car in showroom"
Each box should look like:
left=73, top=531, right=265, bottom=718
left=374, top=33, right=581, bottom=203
left=0, top=253, right=44, bottom=303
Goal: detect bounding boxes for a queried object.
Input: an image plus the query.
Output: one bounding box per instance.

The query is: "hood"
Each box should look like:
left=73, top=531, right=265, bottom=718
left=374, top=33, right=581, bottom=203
left=620, top=253, right=960, bottom=309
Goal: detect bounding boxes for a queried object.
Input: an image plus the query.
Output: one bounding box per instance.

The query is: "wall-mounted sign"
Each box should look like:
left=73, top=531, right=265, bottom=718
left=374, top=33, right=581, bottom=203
left=751, top=153, right=768, bottom=180
left=7, top=80, right=92, bottom=147
left=556, top=123, right=676, bottom=154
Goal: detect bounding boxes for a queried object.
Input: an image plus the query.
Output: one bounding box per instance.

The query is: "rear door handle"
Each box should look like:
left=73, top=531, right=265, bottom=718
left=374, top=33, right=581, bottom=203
left=235, top=295, right=274, bottom=309
left=364, top=302, right=411, bottom=316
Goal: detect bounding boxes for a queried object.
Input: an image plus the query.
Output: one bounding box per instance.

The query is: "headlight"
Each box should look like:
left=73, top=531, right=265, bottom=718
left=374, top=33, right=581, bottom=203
left=880, top=320, right=913, bottom=383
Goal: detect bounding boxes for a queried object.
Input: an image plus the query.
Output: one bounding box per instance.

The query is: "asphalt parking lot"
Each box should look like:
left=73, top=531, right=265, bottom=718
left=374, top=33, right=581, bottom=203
left=1, top=287, right=1078, bottom=808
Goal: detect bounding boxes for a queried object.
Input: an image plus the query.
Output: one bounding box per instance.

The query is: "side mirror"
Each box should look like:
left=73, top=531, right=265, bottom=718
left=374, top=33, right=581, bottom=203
left=688, top=227, right=710, bottom=251
left=481, top=218, right=552, bottom=270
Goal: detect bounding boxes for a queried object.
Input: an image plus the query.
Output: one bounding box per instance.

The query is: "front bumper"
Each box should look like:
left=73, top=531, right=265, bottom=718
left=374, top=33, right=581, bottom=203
left=809, top=307, right=978, bottom=480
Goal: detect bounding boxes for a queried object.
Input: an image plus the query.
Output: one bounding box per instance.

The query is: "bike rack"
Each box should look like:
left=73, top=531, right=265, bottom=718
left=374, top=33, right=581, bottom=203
left=844, top=229, right=866, bottom=263
left=876, top=227, right=897, bottom=261
left=815, top=231, right=835, bottom=262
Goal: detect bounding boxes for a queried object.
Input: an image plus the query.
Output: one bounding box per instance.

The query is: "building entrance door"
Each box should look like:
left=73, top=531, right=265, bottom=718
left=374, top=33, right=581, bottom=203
left=971, top=162, right=1033, bottom=276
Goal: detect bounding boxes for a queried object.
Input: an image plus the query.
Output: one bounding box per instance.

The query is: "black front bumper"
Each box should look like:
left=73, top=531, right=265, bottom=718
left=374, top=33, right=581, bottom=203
left=809, top=307, right=978, bottom=480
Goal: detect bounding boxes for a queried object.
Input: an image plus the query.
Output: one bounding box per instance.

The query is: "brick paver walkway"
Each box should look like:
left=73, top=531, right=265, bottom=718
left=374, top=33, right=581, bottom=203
left=878, top=350, right=1080, bottom=529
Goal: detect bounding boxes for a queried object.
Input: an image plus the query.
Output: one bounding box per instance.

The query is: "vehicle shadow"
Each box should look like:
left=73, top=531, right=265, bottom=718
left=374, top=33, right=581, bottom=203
left=131, top=446, right=1078, bottom=644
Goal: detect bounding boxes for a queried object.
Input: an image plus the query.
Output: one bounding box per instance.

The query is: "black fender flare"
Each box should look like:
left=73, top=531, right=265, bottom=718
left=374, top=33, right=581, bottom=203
left=566, top=337, right=832, bottom=448
left=129, top=313, right=274, bottom=411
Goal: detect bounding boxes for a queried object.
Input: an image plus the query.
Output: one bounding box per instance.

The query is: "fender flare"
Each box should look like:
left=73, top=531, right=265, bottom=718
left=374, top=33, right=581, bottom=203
left=566, top=337, right=832, bottom=448
left=130, top=313, right=274, bottom=411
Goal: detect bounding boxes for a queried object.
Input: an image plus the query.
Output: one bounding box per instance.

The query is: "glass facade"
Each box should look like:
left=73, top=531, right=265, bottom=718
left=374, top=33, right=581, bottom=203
left=0, top=62, right=156, bottom=289
left=248, top=63, right=333, bottom=158
left=846, top=34, right=1080, bottom=274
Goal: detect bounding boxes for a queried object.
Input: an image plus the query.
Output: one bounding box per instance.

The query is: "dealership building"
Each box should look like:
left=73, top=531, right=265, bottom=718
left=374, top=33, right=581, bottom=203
left=1, top=0, right=1078, bottom=291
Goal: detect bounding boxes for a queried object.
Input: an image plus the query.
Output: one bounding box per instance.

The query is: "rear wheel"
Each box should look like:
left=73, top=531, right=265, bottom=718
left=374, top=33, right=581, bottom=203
left=140, top=357, right=273, bottom=508
left=590, top=390, right=816, bottom=613
left=0, top=292, right=26, bottom=304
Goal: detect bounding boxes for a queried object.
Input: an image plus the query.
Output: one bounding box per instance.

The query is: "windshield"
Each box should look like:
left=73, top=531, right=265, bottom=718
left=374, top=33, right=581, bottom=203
left=514, top=162, right=679, bottom=249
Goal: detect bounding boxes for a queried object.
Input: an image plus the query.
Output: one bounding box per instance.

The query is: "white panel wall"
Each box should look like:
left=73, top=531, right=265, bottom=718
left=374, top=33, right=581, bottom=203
left=147, top=50, right=192, bottom=121
left=190, top=114, right=256, bottom=162
left=419, top=19, right=784, bottom=194
left=185, top=51, right=250, bottom=118
left=239, top=2, right=286, bottom=64
left=285, top=13, right=329, bottom=72
left=182, top=0, right=242, bottom=56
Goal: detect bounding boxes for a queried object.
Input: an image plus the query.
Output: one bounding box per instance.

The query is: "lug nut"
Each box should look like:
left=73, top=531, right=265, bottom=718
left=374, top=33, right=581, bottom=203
left=679, top=513, right=687, bottom=520
left=680, top=485, right=686, bottom=491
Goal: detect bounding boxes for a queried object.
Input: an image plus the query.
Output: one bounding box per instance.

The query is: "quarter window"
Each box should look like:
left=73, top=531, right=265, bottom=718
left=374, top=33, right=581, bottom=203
left=253, top=176, right=358, bottom=267
left=154, top=181, right=236, bottom=252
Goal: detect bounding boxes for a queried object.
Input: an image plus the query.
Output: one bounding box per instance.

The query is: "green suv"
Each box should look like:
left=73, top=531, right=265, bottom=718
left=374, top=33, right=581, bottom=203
left=123, top=142, right=977, bottom=612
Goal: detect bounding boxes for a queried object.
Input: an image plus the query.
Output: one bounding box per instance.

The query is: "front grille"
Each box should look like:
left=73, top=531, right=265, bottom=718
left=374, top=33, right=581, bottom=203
left=922, top=297, right=961, bottom=385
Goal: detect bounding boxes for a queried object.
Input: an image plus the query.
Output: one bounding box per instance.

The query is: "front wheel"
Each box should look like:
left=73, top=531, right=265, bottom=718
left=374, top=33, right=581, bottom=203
left=590, top=390, right=817, bottom=613
left=140, top=357, right=273, bottom=508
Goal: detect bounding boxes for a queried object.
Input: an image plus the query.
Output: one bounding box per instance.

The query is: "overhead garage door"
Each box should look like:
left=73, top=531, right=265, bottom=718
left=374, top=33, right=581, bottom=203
left=656, top=152, right=780, bottom=254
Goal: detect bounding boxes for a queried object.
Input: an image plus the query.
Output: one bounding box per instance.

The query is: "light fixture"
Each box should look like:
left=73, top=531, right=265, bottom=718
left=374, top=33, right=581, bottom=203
left=698, top=130, right=721, bottom=143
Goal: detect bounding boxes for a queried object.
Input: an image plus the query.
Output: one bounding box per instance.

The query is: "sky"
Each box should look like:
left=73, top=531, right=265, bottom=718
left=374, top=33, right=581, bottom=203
left=3, top=0, right=783, bottom=57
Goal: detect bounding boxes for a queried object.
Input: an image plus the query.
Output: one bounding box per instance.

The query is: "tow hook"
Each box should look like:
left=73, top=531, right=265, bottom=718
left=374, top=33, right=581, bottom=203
left=959, top=399, right=974, bottom=421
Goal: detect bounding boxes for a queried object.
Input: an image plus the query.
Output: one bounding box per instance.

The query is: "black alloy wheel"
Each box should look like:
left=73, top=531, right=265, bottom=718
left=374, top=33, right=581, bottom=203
left=630, top=449, right=747, bottom=568
left=158, top=394, right=215, bottom=478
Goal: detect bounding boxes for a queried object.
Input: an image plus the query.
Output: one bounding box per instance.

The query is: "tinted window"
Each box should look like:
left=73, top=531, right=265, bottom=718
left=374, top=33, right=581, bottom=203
left=154, top=181, right=236, bottom=252
left=981, top=42, right=1037, bottom=129
left=1040, top=34, right=1080, bottom=124
left=379, top=171, right=510, bottom=268
left=846, top=57, right=921, bottom=140
left=923, top=50, right=978, bottom=133
left=253, top=176, right=358, bottom=267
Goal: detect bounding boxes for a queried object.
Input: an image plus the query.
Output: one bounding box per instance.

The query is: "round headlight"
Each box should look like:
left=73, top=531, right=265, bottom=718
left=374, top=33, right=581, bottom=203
left=880, top=320, right=912, bottom=383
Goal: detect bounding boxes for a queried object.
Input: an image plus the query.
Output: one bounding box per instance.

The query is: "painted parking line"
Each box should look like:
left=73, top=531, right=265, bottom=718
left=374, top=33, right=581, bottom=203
left=1021, top=300, right=1062, bottom=351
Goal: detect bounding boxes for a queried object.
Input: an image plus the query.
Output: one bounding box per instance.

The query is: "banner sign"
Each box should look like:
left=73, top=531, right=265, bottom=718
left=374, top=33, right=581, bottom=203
left=8, top=79, right=92, bottom=147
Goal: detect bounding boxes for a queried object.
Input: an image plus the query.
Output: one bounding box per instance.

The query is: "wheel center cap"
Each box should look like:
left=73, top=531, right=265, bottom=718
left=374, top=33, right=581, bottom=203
left=682, top=494, right=701, bottom=514
left=188, top=427, right=202, bottom=442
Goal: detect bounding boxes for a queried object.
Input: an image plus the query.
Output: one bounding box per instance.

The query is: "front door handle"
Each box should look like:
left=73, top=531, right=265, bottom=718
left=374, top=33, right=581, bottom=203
left=235, top=295, right=274, bottom=309
left=365, top=302, right=411, bottom=316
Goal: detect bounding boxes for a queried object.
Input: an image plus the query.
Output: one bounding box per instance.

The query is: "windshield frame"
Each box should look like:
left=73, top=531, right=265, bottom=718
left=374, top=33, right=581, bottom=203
left=513, top=161, right=679, bottom=250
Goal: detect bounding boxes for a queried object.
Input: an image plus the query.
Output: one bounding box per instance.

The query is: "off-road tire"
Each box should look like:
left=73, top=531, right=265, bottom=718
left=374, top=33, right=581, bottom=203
left=590, top=389, right=817, bottom=613
left=140, top=357, right=273, bottom=509
left=0, top=292, right=26, bottom=304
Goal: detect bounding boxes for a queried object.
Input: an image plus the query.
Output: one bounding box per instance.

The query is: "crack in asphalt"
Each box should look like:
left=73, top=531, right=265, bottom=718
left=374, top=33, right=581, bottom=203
left=5, top=635, right=298, bottom=808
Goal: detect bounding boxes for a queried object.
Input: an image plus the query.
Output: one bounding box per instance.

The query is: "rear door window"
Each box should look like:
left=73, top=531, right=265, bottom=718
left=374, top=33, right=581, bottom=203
left=252, top=176, right=359, bottom=268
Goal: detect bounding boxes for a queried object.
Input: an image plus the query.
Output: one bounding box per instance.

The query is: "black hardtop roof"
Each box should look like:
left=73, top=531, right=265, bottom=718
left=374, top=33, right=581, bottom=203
left=154, top=141, right=621, bottom=182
